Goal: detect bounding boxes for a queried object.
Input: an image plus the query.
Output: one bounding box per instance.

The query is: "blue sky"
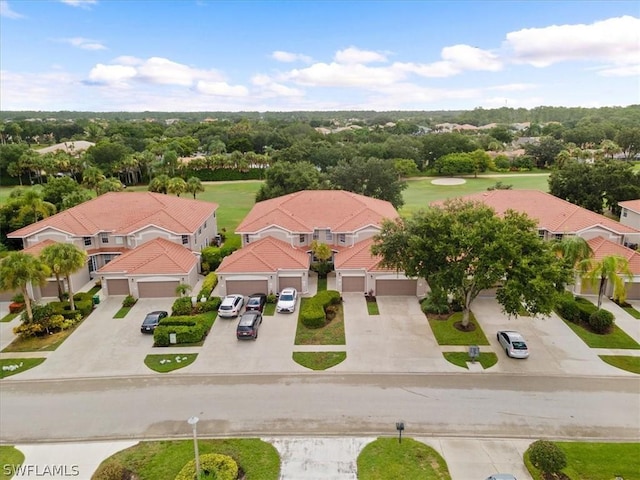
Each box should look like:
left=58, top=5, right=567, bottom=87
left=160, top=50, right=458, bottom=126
left=1, top=0, right=638, bottom=112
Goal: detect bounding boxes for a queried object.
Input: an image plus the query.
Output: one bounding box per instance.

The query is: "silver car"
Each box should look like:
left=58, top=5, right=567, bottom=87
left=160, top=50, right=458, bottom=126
left=485, top=475, right=517, bottom=480
left=496, top=330, right=529, bottom=359
left=276, top=288, right=298, bottom=313
left=218, top=294, right=244, bottom=318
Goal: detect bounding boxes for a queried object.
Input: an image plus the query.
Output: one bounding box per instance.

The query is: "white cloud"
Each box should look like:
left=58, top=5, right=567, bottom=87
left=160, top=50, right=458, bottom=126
left=284, top=62, right=404, bottom=88
left=0, top=1, right=24, bottom=19
left=60, top=0, right=97, bottom=7
left=252, top=74, right=304, bottom=97
left=505, top=15, right=640, bottom=74
left=396, top=45, right=502, bottom=77
left=195, top=81, right=248, bottom=97
left=62, top=37, right=107, bottom=50
left=87, top=64, right=137, bottom=86
left=334, top=46, right=387, bottom=64
left=487, top=83, right=537, bottom=92
left=271, top=51, right=313, bottom=63
left=597, top=64, right=640, bottom=77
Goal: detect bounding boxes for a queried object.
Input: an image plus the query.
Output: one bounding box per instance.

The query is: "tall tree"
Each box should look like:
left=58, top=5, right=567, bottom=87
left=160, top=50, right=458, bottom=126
left=372, top=200, right=571, bottom=327
left=82, top=166, right=106, bottom=195
left=0, top=252, right=51, bottom=322
left=167, top=177, right=187, bottom=197
left=186, top=176, right=205, bottom=199
left=255, top=161, right=325, bottom=202
left=148, top=174, right=171, bottom=194
left=40, top=243, right=87, bottom=311
left=585, top=255, right=633, bottom=308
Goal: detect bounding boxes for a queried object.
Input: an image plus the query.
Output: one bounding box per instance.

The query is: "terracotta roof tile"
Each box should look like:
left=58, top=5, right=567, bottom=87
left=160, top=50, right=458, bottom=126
left=619, top=199, right=640, bottom=214
left=9, top=192, right=218, bottom=238
left=22, top=239, right=57, bottom=256
left=98, top=238, right=197, bottom=275
left=217, top=237, right=309, bottom=273
left=236, top=190, right=398, bottom=234
left=458, top=190, right=639, bottom=234
left=334, top=237, right=396, bottom=272
left=587, top=237, right=640, bottom=275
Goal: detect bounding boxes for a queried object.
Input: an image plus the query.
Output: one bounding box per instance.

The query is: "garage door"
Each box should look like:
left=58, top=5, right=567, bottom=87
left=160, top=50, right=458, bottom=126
left=138, top=281, right=179, bottom=298
left=626, top=282, right=640, bottom=300
left=225, top=279, right=268, bottom=296
left=342, top=276, right=365, bottom=292
left=279, top=276, right=302, bottom=292
left=107, top=279, right=130, bottom=295
left=41, top=280, right=60, bottom=298
left=376, top=279, right=417, bottom=296
left=0, top=289, right=19, bottom=302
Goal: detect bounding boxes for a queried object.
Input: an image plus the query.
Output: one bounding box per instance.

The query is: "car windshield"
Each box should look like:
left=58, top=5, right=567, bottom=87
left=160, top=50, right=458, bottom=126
left=143, top=316, right=158, bottom=324
left=280, top=294, right=294, bottom=301
left=248, top=298, right=259, bottom=305
left=512, top=341, right=527, bottom=349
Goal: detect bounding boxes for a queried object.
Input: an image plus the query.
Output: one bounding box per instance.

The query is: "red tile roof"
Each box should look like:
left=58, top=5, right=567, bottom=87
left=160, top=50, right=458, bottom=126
left=98, top=238, right=197, bottom=275
left=8, top=192, right=218, bottom=238
left=458, top=190, right=639, bottom=234
left=217, top=237, right=309, bottom=273
left=587, top=237, right=640, bottom=275
left=334, top=237, right=396, bottom=272
left=236, top=190, right=399, bottom=234
left=618, top=199, right=640, bottom=214
left=22, top=239, right=57, bottom=256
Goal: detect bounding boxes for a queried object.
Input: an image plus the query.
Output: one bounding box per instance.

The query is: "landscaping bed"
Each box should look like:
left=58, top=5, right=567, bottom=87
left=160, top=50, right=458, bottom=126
left=292, top=351, right=346, bottom=370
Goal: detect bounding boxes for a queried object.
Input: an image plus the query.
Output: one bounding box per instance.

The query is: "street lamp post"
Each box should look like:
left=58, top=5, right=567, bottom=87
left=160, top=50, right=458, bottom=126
left=188, top=416, right=201, bottom=480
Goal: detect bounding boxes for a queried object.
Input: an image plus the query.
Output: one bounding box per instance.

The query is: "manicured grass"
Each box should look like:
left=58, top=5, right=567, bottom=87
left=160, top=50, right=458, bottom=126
left=93, top=438, right=280, bottom=480
left=144, top=354, right=198, bottom=373
left=292, top=351, right=346, bottom=370
left=263, top=302, right=276, bottom=316
left=400, top=174, right=549, bottom=217
left=599, top=355, right=640, bottom=374
left=427, top=311, right=490, bottom=346
left=2, top=318, right=87, bottom=352
left=113, top=306, right=133, bottom=318
left=0, top=312, right=18, bottom=323
left=0, top=358, right=46, bottom=379
left=366, top=300, right=380, bottom=315
left=357, top=437, right=451, bottom=480
left=0, top=446, right=25, bottom=480
left=622, top=305, right=640, bottom=319
left=561, top=319, right=640, bottom=349
left=294, top=299, right=346, bottom=345
left=194, top=181, right=262, bottom=232
left=317, top=277, right=327, bottom=292
left=443, top=351, right=498, bottom=369
left=525, top=441, right=640, bottom=480
left=87, top=285, right=102, bottom=295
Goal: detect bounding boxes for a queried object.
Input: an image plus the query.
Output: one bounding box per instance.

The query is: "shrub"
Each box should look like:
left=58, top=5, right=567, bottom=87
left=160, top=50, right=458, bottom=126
left=122, top=295, right=136, bottom=308
left=589, top=308, right=615, bottom=333
left=575, top=296, right=597, bottom=323
left=527, top=440, right=567, bottom=475
left=420, top=288, right=450, bottom=315
left=300, top=299, right=326, bottom=329
left=153, top=314, right=214, bottom=346
left=175, top=453, right=238, bottom=480
left=266, top=293, right=277, bottom=304
left=194, top=297, right=221, bottom=314
left=201, top=246, right=222, bottom=272
left=315, top=289, right=341, bottom=308
left=554, top=295, right=581, bottom=323
left=310, top=261, right=334, bottom=278
left=198, top=272, right=219, bottom=298
left=172, top=297, right=193, bottom=316
left=11, top=293, right=25, bottom=303
left=92, top=460, right=130, bottom=480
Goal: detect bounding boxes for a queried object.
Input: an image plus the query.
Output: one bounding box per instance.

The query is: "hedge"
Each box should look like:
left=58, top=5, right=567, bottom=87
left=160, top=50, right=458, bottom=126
left=174, top=453, right=238, bottom=480
left=589, top=309, right=615, bottom=333
left=153, top=314, right=214, bottom=346
left=300, top=290, right=341, bottom=329
left=198, top=272, right=219, bottom=298
left=180, top=168, right=264, bottom=182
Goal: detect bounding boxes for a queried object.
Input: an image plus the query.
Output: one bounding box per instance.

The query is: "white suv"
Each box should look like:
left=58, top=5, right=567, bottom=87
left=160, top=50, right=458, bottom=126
left=218, top=294, right=244, bottom=318
left=276, top=288, right=298, bottom=313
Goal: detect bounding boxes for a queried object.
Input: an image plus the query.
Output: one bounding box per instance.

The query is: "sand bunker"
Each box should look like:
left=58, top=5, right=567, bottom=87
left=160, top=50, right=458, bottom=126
left=431, top=178, right=467, bottom=186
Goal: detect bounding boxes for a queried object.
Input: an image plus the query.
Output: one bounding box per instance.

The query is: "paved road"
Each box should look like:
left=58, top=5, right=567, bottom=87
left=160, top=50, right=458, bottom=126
left=1, top=373, right=638, bottom=443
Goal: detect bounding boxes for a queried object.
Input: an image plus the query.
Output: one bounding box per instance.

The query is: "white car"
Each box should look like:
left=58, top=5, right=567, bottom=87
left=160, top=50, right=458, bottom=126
left=496, top=330, right=529, bottom=359
left=276, top=288, right=298, bottom=313
left=218, top=294, right=244, bottom=318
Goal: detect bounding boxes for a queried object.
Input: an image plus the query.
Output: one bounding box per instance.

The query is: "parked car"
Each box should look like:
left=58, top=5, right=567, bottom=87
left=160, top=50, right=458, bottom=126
left=245, top=293, right=267, bottom=313
left=236, top=311, right=263, bottom=340
left=140, top=311, right=168, bottom=333
left=276, top=288, right=298, bottom=313
left=496, top=330, right=529, bottom=359
left=485, top=475, right=518, bottom=480
left=218, top=294, right=245, bottom=318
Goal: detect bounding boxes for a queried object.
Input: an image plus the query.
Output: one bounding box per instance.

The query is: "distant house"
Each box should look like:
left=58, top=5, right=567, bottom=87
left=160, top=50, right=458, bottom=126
left=216, top=190, right=427, bottom=297
left=36, top=141, right=95, bottom=156
left=6, top=192, right=218, bottom=299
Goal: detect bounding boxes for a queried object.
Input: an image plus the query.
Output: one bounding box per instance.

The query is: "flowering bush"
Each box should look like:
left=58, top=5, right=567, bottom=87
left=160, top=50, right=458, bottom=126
left=9, top=302, right=25, bottom=314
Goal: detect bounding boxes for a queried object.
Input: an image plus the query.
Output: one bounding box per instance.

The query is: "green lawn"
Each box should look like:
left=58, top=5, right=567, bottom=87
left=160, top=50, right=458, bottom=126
left=2, top=318, right=87, bottom=352
left=0, top=358, right=46, bottom=379
left=357, top=437, right=451, bottom=480
left=92, top=438, right=280, bottom=480
left=443, top=351, right=498, bottom=369
left=428, top=311, right=490, bottom=346
left=294, top=299, right=346, bottom=345
left=144, top=354, right=197, bottom=373
left=622, top=305, right=640, bottom=319
left=0, top=446, right=25, bottom=480
left=366, top=300, right=380, bottom=315
left=599, top=355, right=640, bottom=374
left=525, top=441, right=640, bottom=480
left=292, top=351, right=346, bottom=370
left=113, top=306, right=133, bottom=318
left=263, top=302, right=276, bottom=316
left=561, top=319, right=640, bottom=349
left=0, top=312, right=18, bottom=323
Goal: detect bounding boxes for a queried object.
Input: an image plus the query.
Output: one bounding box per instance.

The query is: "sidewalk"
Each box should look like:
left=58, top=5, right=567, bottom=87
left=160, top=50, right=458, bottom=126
left=9, top=437, right=534, bottom=480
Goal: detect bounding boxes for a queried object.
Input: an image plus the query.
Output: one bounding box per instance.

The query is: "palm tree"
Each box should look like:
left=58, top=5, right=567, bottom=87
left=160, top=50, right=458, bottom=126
left=39, top=245, right=65, bottom=301
left=82, top=166, right=106, bottom=195
left=0, top=252, right=51, bottom=322
left=167, top=177, right=187, bottom=197
left=551, top=236, right=593, bottom=277
left=186, top=176, right=205, bottom=199
left=148, top=174, right=170, bottom=194
left=19, top=189, right=55, bottom=224
left=585, top=254, right=633, bottom=308
left=96, top=177, right=125, bottom=195
left=40, top=243, right=87, bottom=311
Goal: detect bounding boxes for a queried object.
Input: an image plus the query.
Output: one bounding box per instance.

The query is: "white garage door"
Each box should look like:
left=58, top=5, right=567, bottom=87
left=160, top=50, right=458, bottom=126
left=225, top=279, right=269, bottom=296
left=342, top=276, right=365, bottom=292
left=138, top=281, right=179, bottom=298
left=107, top=278, right=130, bottom=296
left=40, top=280, right=60, bottom=298
left=279, top=276, right=302, bottom=292
left=376, top=279, right=417, bottom=296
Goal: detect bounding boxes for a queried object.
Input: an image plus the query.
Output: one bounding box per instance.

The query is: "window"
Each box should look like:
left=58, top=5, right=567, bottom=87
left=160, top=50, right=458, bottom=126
left=100, top=233, right=108, bottom=244
left=623, top=210, right=627, bottom=217
left=326, top=230, right=333, bottom=241
left=198, top=227, right=202, bottom=234
left=182, top=235, right=189, bottom=245
left=313, top=230, right=319, bottom=240
left=83, top=237, right=92, bottom=246
left=244, top=234, right=250, bottom=244
left=554, top=233, right=564, bottom=240
left=339, top=234, right=346, bottom=243
left=299, top=234, right=306, bottom=243
left=204, top=221, right=207, bottom=228
left=537, top=230, right=545, bottom=239
left=115, top=237, right=123, bottom=245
